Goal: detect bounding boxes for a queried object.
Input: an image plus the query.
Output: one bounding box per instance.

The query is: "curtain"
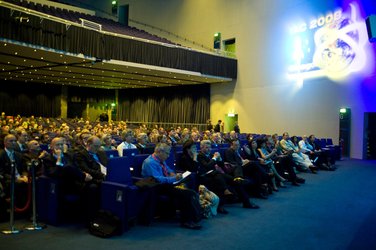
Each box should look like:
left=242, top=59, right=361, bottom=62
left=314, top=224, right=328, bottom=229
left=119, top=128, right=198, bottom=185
left=117, top=84, right=210, bottom=127
left=0, top=6, right=237, bottom=78
left=0, top=81, right=61, bottom=117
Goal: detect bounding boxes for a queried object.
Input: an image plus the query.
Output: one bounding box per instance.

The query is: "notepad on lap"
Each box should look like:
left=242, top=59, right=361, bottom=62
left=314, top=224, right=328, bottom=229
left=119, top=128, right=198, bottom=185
left=173, top=171, right=191, bottom=185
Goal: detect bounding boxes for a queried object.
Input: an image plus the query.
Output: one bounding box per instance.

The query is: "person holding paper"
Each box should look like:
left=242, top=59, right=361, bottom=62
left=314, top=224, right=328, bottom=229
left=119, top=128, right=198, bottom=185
left=142, top=143, right=202, bottom=230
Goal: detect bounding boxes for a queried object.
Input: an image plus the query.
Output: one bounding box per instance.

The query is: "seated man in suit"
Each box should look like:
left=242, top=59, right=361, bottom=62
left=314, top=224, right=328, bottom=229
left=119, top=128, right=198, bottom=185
left=15, top=129, right=29, bottom=154
left=43, top=137, right=89, bottom=196
left=197, top=140, right=259, bottom=212
left=141, top=143, right=202, bottom=230
left=23, top=139, right=49, bottom=177
left=75, top=136, right=107, bottom=223
left=225, top=138, right=269, bottom=201
left=0, top=134, right=29, bottom=218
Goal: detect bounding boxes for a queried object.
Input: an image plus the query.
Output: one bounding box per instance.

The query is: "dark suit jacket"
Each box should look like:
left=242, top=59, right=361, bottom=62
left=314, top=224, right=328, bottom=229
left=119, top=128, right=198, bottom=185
left=197, top=152, right=224, bottom=175
left=0, top=149, right=27, bottom=183
left=179, top=153, right=200, bottom=173
left=42, top=151, right=84, bottom=180
left=14, top=142, right=28, bottom=154
left=22, top=152, right=44, bottom=177
left=224, top=148, right=243, bottom=167
left=75, top=149, right=107, bottom=182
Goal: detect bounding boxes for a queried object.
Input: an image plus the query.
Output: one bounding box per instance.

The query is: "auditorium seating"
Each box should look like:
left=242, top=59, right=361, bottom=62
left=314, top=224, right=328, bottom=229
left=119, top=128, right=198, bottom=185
left=36, top=176, right=81, bottom=225
left=5, top=0, right=176, bottom=45
left=101, top=156, right=153, bottom=231
left=130, top=154, right=150, bottom=177
left=104, top=149, right=119, bottom=158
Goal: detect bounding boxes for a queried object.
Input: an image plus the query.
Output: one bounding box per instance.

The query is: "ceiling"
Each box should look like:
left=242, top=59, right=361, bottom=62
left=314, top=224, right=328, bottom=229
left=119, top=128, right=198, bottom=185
left=0, top=41, right=233, bottom=89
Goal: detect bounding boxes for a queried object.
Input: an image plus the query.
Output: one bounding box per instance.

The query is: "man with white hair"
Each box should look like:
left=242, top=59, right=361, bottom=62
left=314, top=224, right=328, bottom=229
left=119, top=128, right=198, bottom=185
left=142, top=143, right=202, bottom=230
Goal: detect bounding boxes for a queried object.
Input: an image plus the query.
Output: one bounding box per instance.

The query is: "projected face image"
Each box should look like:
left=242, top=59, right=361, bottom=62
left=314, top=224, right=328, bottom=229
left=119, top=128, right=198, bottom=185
left=287, top=2, right=372, bottom=83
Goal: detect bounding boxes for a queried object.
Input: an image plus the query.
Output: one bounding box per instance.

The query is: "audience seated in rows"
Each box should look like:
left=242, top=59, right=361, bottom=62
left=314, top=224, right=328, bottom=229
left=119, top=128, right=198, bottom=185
left=0, top=113, right=338, bottom=232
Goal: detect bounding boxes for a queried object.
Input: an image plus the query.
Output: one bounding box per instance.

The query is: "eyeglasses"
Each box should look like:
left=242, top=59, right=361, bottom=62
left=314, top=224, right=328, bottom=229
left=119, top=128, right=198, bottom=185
left=161, top=150, right=170, bottom=155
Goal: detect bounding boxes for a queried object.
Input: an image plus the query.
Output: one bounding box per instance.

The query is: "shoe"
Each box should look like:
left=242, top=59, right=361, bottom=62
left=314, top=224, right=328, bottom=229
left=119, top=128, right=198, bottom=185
left=217, top=207, right=229, bottom=214
left=243, top=202, right=260, bottom=209
left=233, top=177, right=250, bottom=185
left=309, top=166, right=318, bottom=174
left=320, top=163, right=330, bottom=170
left=291, top=181, right=300, bottom=186
left=278, top=182, right=286, bottom=188
left=181, top=221, right=202, bottom=230
left=257, top=193, right=268, bottom=199
left=296, top=177, right=305, bottom=184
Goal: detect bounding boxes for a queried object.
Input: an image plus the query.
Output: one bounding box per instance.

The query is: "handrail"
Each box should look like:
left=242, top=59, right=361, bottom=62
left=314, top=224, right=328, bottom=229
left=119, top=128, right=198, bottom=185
left=129, top=18, right=215, bottom=53
left=0, top=1, right=236, bottom=59
left=129, top=18, right=237, bottom=58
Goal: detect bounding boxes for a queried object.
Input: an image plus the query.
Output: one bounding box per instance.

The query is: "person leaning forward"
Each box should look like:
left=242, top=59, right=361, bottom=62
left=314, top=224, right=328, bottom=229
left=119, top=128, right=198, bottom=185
left=141, top=143, right=202, bottom=230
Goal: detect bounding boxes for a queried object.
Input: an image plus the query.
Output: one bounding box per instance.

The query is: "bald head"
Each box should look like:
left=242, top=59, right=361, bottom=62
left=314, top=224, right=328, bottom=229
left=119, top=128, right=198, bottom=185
left=86, top=136, right=101, bottom=153
left=27, top=140, right=40, bottom=153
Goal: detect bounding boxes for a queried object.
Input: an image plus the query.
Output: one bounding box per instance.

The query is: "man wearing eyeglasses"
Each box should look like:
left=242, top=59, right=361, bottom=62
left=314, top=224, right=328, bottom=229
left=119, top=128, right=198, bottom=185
left=142, top=143, right=202, bottom=230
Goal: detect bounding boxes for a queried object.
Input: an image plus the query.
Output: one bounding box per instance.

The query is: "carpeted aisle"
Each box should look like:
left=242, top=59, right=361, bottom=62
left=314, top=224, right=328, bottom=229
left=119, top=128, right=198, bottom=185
left=1, top=159, right=376, bottom=250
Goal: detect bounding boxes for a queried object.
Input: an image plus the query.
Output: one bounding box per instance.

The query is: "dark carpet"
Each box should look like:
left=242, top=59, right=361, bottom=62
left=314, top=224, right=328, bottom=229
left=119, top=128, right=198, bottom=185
left=1, top=159, right=376, bottom=250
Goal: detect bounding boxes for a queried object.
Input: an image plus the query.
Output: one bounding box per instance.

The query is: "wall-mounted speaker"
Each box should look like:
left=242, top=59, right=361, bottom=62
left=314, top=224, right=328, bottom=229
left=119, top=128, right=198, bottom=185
left=366, top=15, right=376, bottom=43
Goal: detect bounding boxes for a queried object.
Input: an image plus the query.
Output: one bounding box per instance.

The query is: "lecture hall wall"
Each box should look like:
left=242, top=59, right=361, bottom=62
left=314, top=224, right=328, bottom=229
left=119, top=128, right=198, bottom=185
left=120, top=0, right=376, bottom=159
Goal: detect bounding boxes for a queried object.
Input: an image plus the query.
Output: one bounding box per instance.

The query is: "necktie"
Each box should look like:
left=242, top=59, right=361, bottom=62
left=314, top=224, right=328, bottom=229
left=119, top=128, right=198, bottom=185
left=161, top=162, right=168, bottom=177
left=8, top=151, right=14, bottom=161
left=8, top=151, right=20, bottom=177
left=128, top=143, right=131, bottom=149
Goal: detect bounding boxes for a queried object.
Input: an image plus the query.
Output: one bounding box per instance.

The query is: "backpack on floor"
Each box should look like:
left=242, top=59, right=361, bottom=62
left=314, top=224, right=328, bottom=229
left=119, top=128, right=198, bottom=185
left=88, top=210, right=121, bottom=238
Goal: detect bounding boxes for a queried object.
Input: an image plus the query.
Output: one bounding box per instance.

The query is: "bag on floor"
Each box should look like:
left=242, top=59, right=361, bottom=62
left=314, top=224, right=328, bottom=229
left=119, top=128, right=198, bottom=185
left=88, top=210, right=121, bottom=238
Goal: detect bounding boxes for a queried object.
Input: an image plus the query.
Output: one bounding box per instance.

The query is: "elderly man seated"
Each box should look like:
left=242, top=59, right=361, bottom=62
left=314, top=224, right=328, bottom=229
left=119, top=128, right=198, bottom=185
left=141, top=143, right=202, bottom=230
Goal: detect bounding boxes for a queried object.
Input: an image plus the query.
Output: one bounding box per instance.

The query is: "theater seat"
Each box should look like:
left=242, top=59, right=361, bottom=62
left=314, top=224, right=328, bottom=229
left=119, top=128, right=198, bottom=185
left=104, top=149, right=119, bottom=158
left=36, top=176, right=81, bottom=225
left=102, top=157, right=154, bottom=232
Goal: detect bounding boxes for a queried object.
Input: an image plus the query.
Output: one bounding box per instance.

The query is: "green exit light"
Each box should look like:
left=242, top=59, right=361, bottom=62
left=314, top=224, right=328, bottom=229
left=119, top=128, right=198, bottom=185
left=339, top=108, right=347, bottom=113
left=112, top=1, right=117, bottom=5
left=111, top=103, right=116, bottom=107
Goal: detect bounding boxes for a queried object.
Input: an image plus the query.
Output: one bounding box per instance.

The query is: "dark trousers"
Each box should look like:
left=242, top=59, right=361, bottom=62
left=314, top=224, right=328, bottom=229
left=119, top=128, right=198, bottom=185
left=200, top=172, right=233, bottom=206
left=155, top=184, right=201, bottom=224
left=243, top=162, right=268, bottom=193
left=275, top=156, right=297, bottom=182
left=80, top=182, right=101, bottom=223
